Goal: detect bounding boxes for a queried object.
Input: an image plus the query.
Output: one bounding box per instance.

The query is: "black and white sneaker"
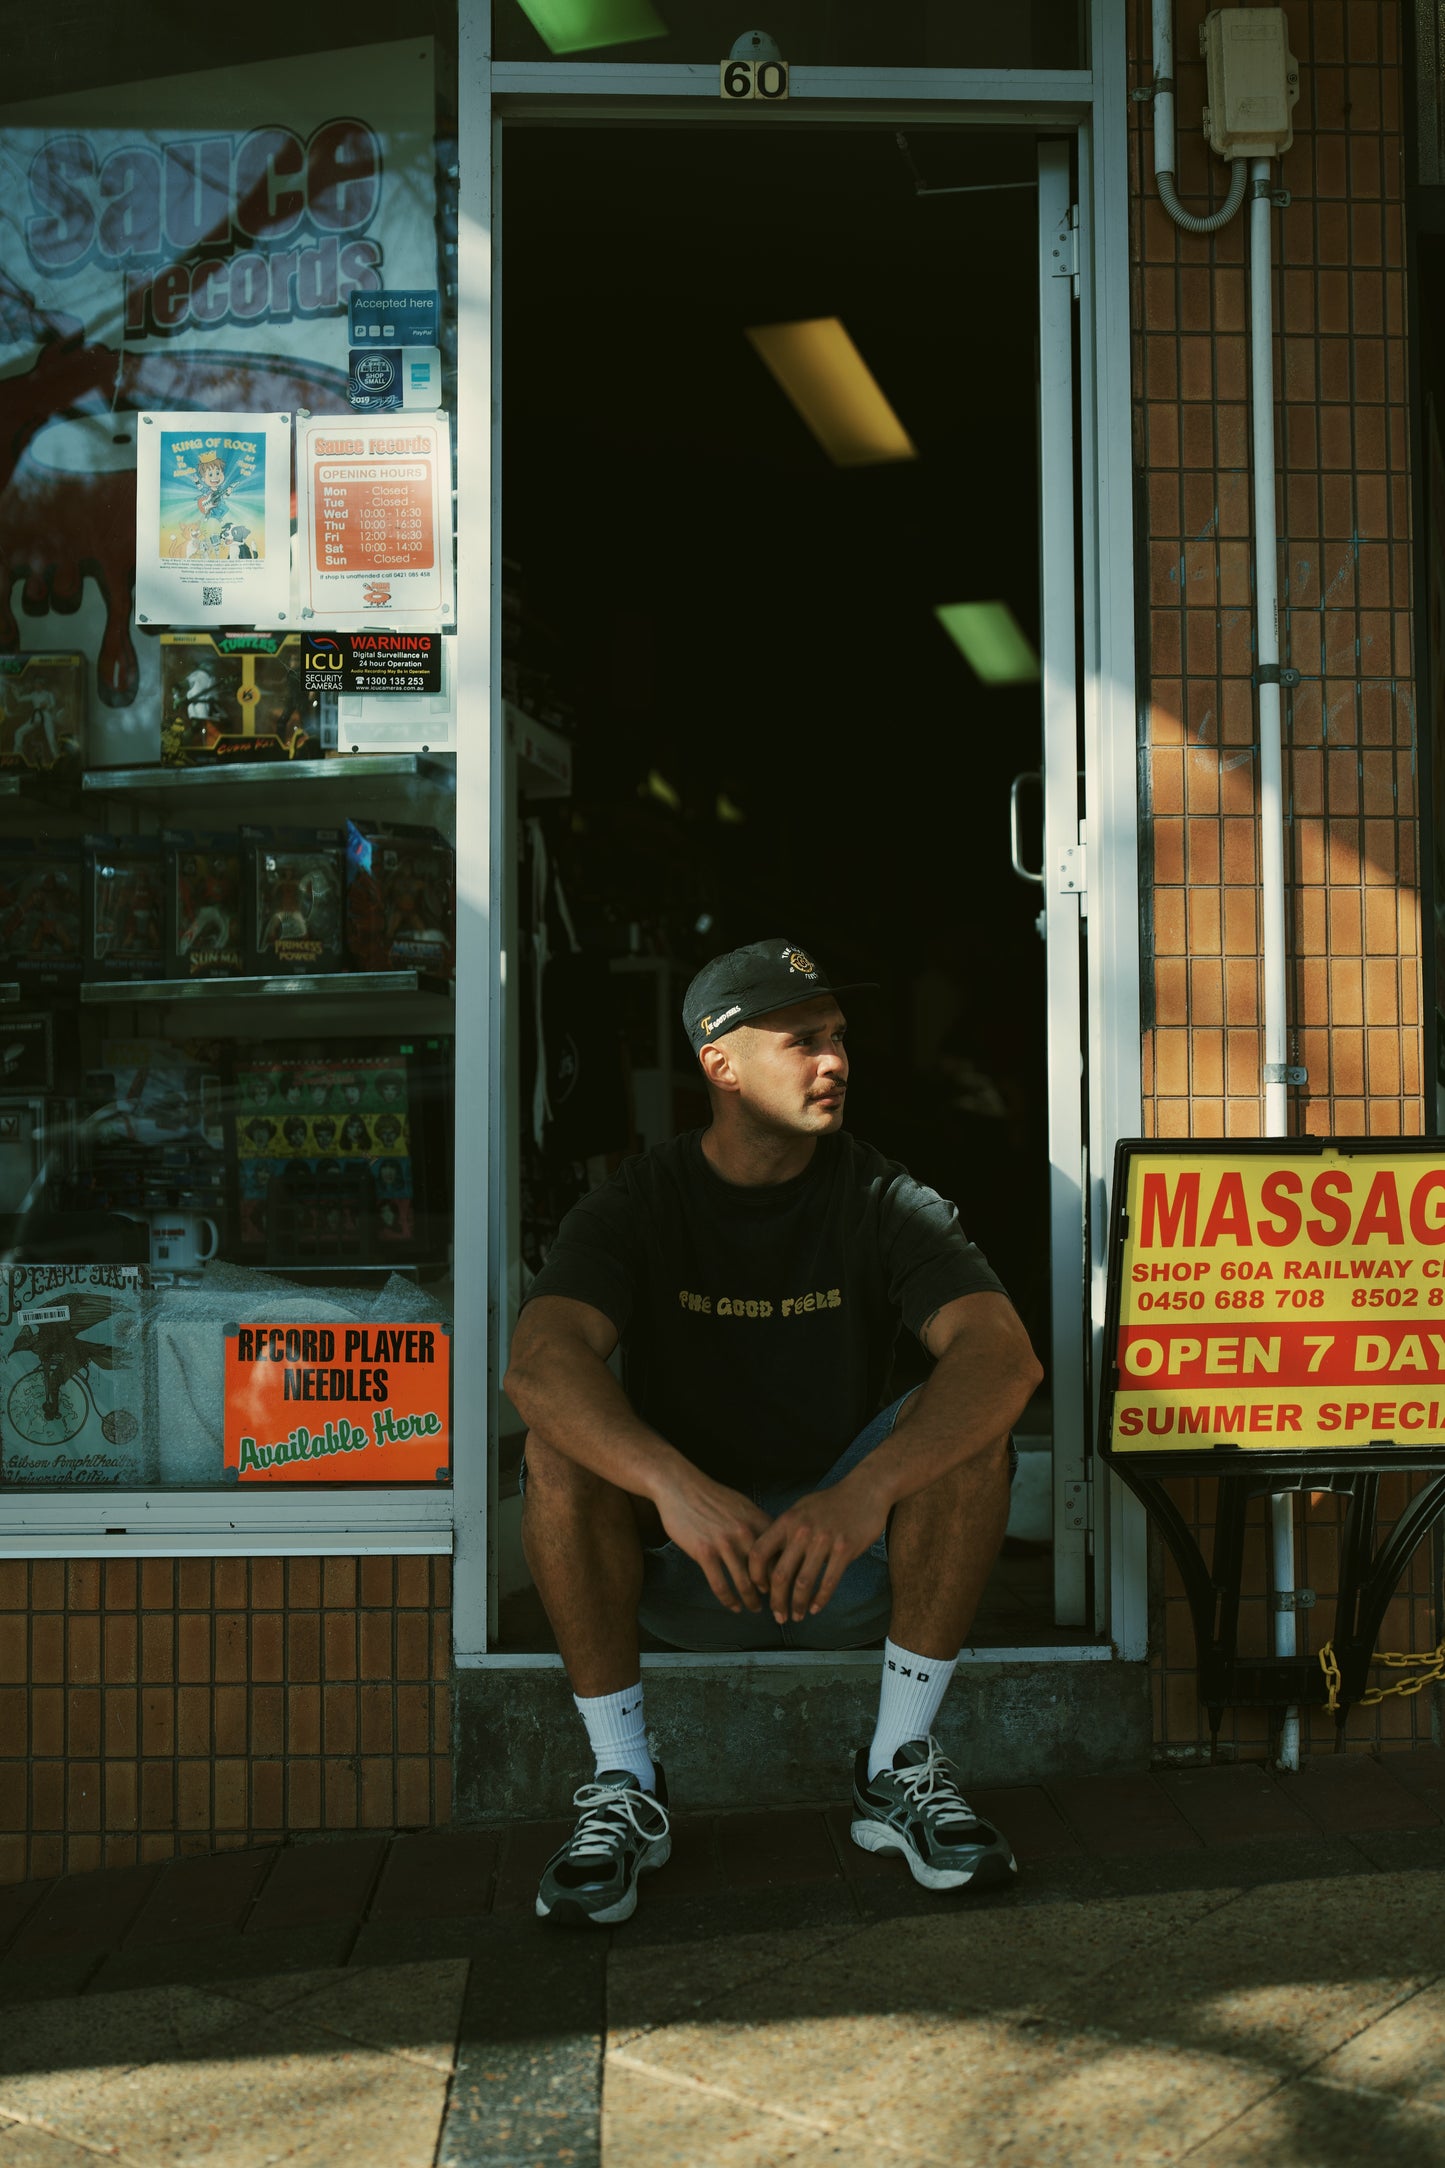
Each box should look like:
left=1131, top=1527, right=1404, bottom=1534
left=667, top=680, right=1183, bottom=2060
left=535, top=1766, right=671, bottom=1928
left=851, top=1737, right=1016, bottom=1892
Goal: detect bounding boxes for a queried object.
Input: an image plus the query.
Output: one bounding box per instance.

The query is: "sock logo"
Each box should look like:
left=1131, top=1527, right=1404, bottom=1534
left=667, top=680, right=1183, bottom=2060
left=620, top=1700, right=642, bottom=1716
left=885, top=1660, right=929, bottom=1683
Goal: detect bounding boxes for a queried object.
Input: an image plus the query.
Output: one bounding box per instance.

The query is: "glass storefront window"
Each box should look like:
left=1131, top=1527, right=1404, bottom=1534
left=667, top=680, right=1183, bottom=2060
left=0, top=20, right=459, bottom=1492
left=493, top=0, right=1084, bottom=70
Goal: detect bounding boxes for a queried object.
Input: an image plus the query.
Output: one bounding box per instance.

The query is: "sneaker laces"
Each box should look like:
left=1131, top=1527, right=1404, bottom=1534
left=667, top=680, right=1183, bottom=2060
left=565, top=1777, right=670, bottom=1862
left=893, top=1739, right=977, bottom=1824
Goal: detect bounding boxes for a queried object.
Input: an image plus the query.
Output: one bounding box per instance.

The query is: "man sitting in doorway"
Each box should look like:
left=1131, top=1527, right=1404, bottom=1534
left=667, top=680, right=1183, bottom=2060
left=505, top=938, right=1043, bottom=1927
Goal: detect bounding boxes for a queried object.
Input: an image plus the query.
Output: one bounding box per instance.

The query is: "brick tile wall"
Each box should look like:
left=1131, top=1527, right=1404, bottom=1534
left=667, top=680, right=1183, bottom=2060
left=1129, top=0, right=1439, bottom=1755
left=0, top=1557, right=452, bottom=1884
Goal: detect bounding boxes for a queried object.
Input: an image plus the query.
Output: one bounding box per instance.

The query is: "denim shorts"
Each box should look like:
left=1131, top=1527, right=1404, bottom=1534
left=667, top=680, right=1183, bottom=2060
left=638, top=1395, right=1018, bottom=1654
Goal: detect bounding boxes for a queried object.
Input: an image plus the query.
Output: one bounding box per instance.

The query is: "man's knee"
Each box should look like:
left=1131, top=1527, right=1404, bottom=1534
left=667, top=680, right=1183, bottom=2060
left=521, top=1432, right=605, bottom=1508
left=915, top=1435, right=1013, bottom=1510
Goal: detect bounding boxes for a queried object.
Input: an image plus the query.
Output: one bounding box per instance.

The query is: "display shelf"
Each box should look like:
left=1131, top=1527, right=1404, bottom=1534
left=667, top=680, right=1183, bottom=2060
left=0, top=772, right=80, bottom=800
left=79, top=969, right=451, bottom=1004
left=81, top=754, right=454, bottom=797
left=0, top=984, right=18, bottom=1005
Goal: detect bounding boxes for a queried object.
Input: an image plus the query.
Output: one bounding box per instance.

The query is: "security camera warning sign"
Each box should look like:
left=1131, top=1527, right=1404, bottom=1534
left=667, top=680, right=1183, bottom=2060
left=1105, top=1145, right=1445, bottom=1455
left=224, top=1321, right=451, bottom=1482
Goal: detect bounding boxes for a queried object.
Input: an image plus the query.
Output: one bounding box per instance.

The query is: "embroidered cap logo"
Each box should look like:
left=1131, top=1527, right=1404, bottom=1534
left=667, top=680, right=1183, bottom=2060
left=785, top=948, right=817, bottom=976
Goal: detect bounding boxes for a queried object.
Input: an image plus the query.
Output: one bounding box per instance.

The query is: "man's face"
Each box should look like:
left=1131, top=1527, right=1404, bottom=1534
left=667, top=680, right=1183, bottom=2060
left=711, top=996, right=849, bottom=1136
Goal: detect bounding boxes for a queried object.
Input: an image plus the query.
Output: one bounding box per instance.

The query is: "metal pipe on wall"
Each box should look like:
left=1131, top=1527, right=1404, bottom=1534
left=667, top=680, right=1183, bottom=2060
left=1148, top=3, right=1299, bottom=1768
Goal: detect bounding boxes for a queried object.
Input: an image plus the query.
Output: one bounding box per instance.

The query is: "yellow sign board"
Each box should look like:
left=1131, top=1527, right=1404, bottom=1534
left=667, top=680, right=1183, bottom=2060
left=1105, top=1144, right=1445, bottom=1456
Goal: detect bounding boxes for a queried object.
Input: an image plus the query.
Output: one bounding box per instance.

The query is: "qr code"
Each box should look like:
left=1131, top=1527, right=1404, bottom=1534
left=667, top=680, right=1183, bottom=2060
left=201, top=585, right=222, bottom=607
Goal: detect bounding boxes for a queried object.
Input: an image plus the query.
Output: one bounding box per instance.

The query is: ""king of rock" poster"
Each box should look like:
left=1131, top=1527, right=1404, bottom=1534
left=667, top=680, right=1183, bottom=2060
left=135, top=412, right=292, bottom=626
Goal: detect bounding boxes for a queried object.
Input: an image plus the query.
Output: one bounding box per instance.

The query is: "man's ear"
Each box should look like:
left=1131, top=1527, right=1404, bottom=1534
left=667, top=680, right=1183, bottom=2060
left=698, top=1040, right=740, bottom=1094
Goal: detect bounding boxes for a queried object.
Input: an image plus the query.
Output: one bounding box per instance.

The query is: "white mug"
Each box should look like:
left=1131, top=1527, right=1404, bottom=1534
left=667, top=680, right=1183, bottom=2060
left=141, top=1212, right=220, bottom=1271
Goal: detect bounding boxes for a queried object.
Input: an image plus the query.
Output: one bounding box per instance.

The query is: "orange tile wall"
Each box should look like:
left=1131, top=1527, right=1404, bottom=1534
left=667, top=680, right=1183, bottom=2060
left=1129, top=0, right=1440, bottom=1755
left=0, top=1557, right=452, bottom=1885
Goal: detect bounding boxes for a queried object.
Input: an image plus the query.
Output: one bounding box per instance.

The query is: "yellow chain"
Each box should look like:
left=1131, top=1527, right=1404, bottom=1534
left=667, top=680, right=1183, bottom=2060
left=1318, top=1637, right=1445, bottom=1715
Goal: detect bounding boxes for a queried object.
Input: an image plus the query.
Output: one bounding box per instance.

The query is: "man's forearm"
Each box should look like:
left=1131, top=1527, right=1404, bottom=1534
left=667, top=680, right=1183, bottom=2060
left=844, top=1331, right=1040, bottom=1514
left=505, top=1334, right=687, bottom=1503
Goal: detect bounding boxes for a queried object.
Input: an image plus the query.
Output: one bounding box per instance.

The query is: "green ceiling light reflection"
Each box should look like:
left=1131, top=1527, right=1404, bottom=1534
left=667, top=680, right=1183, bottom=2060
left=642, top=769, right=681, bottom=811
left=716, top=792, right=746, bottom=825
left=514, top=0, right=667, bottom=53
left=934, top=601, right=1040, bottom=686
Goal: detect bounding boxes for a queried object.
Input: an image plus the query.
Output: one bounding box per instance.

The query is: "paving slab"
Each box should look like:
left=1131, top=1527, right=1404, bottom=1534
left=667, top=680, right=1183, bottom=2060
left=1046, top=1773, right=1200, bottom=1854
left=1159, top=1764, right=1319, bottom=1845
left=369, top=1832, right=498, bottom=1921
left=8, top=1865, right=160, bottom=1958
left=0, top=1963, right=462, bottom=2168
left=87, top=1923, right=355, bottom=1998
left=1317, top=1975, right=1445, bottom=2108
left=608, top=1919, right=867, bottom=2050
left=243, top=1834, right=386, bottom=1934
left=124, top=1847, right=277, bottom=1946
left=1187, top=2074, right=1445, bottom=2166
left=865, top=2019, right=1281, bottom=2165
left=1283, top=1756, right=1443, bottom=1835
left=1077, top=1869, right=1445, bottom=2073
left=211, top=1955, right=467, bottom=2073
left=602, top=2054, right=830, bottom=2168
left=714, top=1809, right=843, bottom=1891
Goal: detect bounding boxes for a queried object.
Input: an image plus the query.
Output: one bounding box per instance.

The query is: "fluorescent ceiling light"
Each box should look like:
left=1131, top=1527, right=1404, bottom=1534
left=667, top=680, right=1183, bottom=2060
left=744, top=319, right=917, bottom=468
left=934, top=601, right=1040, bottom=685
left=514, top=0, right=667, bottom=54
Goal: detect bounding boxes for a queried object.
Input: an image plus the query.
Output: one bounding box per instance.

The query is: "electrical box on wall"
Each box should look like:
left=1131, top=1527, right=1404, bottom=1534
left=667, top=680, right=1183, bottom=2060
left=1200, top=8, right=1299, bottom=160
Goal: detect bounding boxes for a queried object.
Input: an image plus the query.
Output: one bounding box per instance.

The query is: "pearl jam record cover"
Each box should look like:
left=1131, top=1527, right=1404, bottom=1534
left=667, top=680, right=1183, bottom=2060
left=159, top=635, right=329, bottom=767
left=0, top=1265, right=155, bottom=1486
left=0, top=654, right=85, bottom=780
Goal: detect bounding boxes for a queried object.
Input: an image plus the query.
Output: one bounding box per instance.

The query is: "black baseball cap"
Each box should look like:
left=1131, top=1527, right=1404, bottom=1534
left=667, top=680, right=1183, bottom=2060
left=682, top=939, right=875, bottom=1058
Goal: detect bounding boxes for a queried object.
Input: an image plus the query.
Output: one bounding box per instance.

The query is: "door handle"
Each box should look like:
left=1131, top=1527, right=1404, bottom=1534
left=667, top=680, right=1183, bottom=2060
left=1010, top=771, right=1044, bottom=885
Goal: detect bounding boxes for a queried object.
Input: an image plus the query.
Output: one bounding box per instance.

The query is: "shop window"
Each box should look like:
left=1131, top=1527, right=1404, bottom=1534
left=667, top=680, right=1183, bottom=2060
left=0, top=15, right=459, bottom=1502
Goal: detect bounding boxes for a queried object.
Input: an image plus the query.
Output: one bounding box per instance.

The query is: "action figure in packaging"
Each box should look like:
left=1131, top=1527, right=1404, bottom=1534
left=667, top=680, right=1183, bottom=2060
left=83, top=837, right=165, bottom=983
left=160, top=635, right=331, bottom=766
left=0, top=655, right=85, bottom=779
left=164, top=834, right=243, bottom=979
left=0, top=841, right=84, bottom=988
left=244, top=828, right=345, bottom=974
left=345, top=821, right=456, bottom=979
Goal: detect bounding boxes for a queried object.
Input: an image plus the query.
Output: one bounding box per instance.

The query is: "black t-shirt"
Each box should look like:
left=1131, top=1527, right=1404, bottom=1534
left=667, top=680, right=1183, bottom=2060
left=522, top=1129, right=1007, bottom=1487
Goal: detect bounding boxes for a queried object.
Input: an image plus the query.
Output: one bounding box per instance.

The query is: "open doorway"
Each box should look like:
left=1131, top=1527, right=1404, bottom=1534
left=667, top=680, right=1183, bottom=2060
left=493, top=119, right=1090, bottom=1649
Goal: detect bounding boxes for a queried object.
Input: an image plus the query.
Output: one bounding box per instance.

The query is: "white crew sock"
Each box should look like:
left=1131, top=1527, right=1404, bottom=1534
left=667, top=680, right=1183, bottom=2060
left=574, top=1682, right=655, bottom=1792
left=868, top=1639, right=959, bottom=1778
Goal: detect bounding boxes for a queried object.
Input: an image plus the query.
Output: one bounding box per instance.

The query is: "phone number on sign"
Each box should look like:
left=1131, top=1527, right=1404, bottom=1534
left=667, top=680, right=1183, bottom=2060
left=353, top=673, right=433, bottom=691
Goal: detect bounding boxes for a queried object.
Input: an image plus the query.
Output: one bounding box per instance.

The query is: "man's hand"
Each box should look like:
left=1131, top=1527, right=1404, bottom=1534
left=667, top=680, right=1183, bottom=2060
left=652, top=1467, right=775, bottom=1613
left=747, top=1475, right=888, bottom=1625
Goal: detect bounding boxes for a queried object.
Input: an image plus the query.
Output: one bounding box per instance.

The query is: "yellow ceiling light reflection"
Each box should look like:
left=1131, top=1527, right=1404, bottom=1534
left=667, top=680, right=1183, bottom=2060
left=934, top=601, right=1040, bottom=686
left=642, top=769, right=681, bottom=812
left=514, top=0, right=667, bottom=54
left=744, top=319, right=918, bottom=468
left=716, top=792, right=746, bottom=825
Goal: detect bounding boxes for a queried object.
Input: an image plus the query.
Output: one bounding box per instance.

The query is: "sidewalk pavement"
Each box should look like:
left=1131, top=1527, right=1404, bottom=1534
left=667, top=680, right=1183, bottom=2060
left=0, top=1752, right=1442, bottom=2165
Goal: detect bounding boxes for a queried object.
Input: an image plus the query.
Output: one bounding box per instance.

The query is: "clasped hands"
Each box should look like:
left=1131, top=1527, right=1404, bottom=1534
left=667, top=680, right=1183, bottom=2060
left=654, top=1466, right=889, bottom=1624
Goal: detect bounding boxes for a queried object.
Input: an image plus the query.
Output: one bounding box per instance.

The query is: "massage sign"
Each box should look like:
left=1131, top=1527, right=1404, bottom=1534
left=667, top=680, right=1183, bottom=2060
left=1106, top=1146, right=1445, bottom=1455
left=223, top=1321, right=451, bottom=1483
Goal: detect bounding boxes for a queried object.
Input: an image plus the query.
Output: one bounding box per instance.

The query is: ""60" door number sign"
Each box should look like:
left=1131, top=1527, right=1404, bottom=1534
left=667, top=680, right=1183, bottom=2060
left=720, top=57, right=790, bottom=101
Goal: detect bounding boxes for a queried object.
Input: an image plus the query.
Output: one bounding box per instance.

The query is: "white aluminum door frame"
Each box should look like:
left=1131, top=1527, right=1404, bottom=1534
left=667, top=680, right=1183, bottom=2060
left=453, top=5, right=1144, bottom=1666
left=1037, top=138, right=1089, bottom=1627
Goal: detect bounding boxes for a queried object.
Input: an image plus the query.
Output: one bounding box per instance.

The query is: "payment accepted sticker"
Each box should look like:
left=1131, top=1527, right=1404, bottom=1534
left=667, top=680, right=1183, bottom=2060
left=1103, top=1142, right=1445, bottom=1458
